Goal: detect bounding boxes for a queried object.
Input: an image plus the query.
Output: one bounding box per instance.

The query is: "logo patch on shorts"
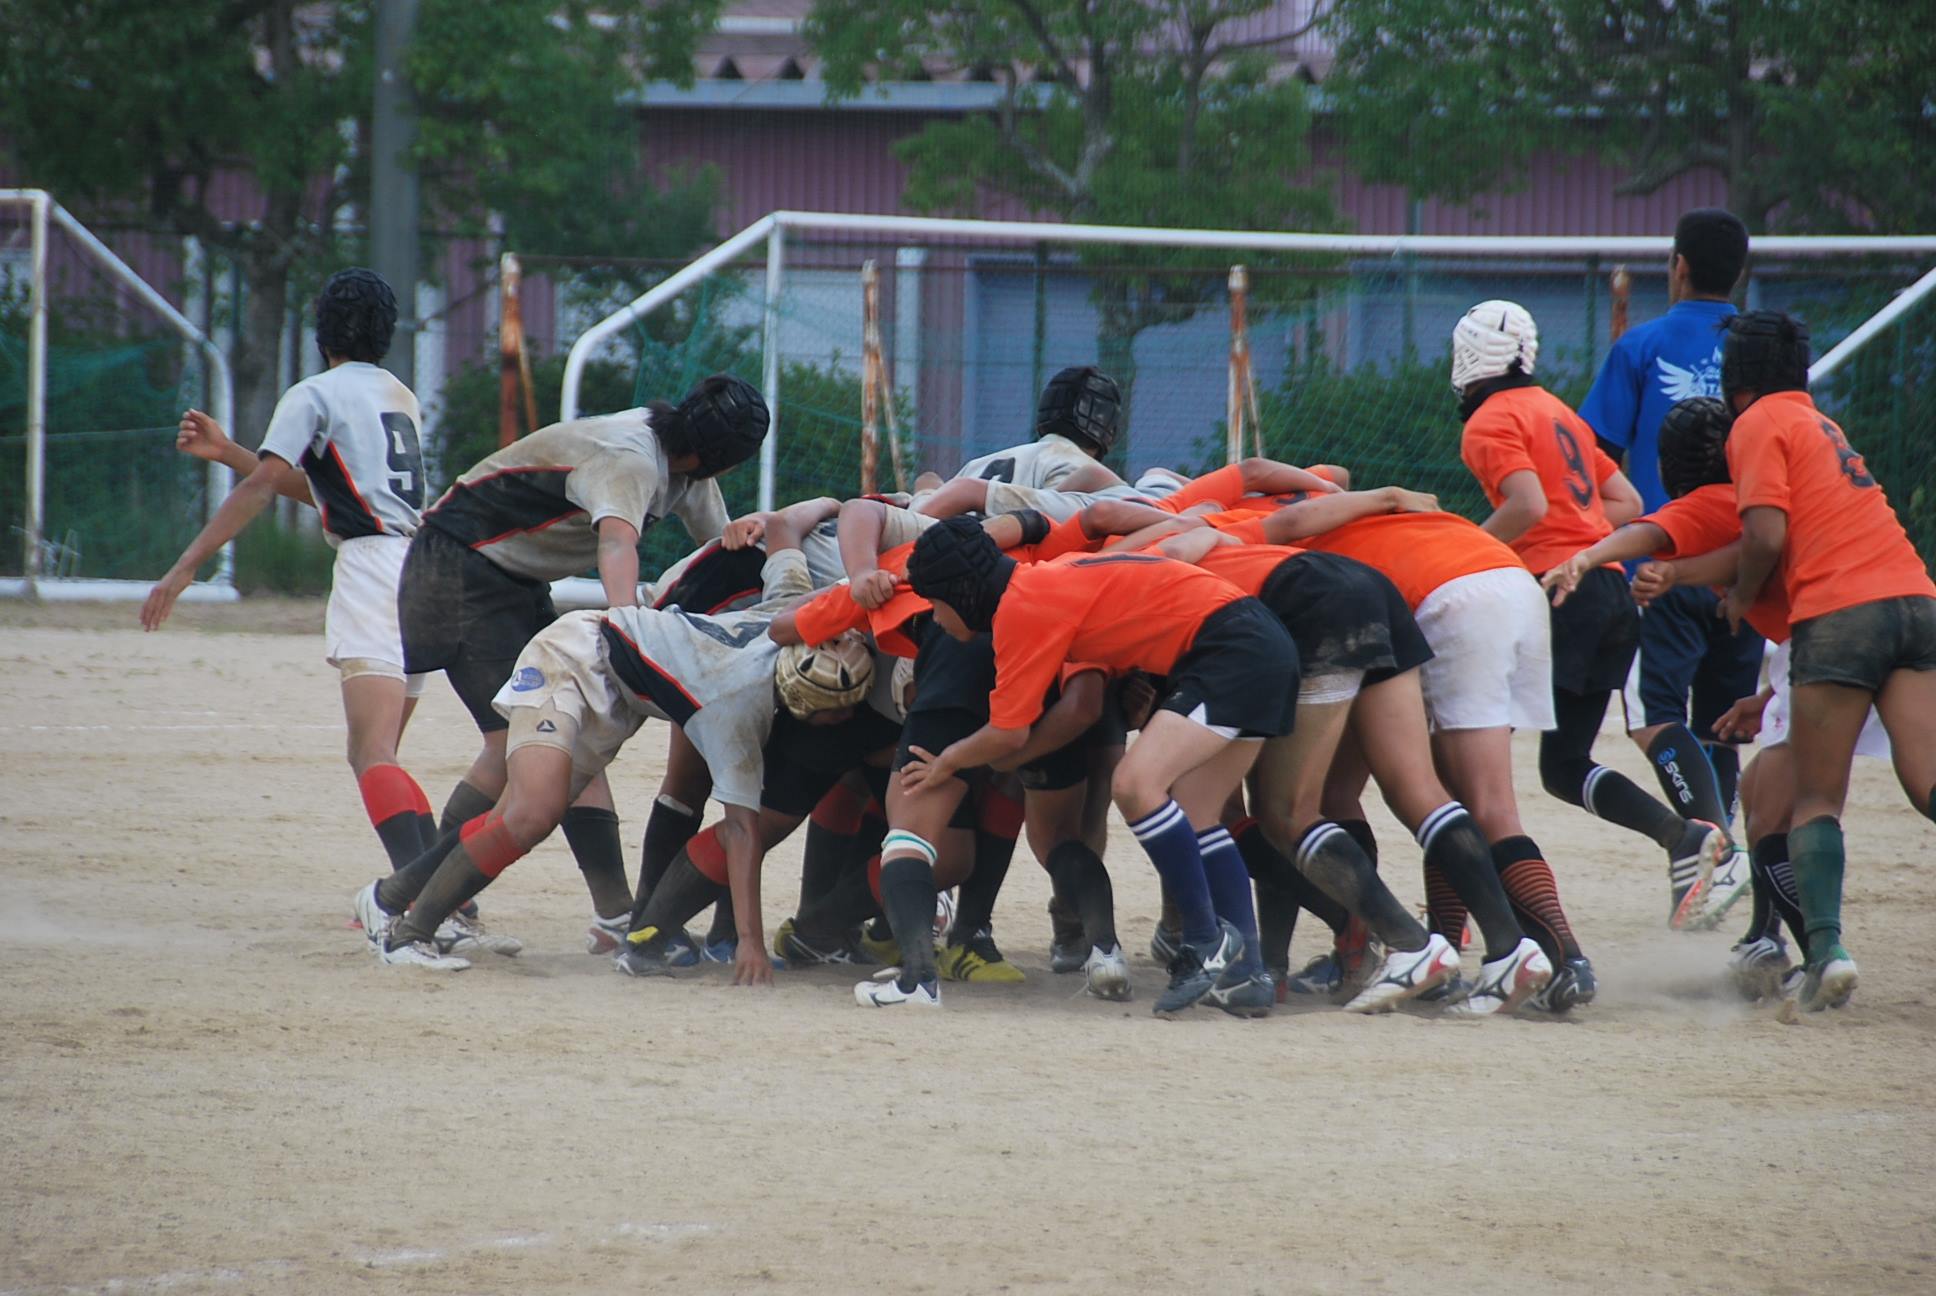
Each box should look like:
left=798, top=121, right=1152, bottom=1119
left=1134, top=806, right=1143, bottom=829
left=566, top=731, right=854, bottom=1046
left=511, top=666, right=545, bottom=692
left=536, top=719, right=558, bottom=734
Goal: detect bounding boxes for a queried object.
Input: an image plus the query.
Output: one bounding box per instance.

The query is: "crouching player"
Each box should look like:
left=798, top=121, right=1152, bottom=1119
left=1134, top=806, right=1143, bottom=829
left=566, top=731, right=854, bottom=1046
left=898, top=519, right=1298, bottom=1017
left=352, top=513, right=871, bottom=982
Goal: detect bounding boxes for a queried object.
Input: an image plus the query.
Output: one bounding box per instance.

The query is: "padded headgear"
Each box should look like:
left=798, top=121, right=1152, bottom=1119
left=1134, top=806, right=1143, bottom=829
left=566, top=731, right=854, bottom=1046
left=314, top=268, right=398, bottom=364
left=1450, top=300, right=1538, bottom=392
left=1656, top=397, right=1734, bottom=499
left=890, top=654, right=916, bottom=721
left=1035, top=366, right=1122, bottom=456
left=775, top=629, right=875, bottom=719
left=908, top=516, right=1015, bottom=633
left=1722, top=311, right=1810, bottom=405
left=673, top=375, right=770, bottom=479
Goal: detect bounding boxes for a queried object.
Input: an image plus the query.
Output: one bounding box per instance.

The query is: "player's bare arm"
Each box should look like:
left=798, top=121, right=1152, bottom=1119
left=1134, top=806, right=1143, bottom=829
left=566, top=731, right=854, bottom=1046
left=1056, top=460, right=1126, bottom=494
left=901, top=723, right=1031, bottom=792
left=718, top=804, right=773, bottom=986
left=989, top=670, right=1107, bottom=772
left=1541, top=521, right=1671, bottom=604
left=1478, top=470, right=1547, bottom=544
left=1153, top=526, right=1239, bottom=566
left=177, top=409, right=315, bottom=506
left=1652, top=541, right=1742, bottom=595
left=596, top=516, right=644, bottom=608
left=913, top=475, right=990, bottom=518
left=1254, top=485, right=1439, bottom=544
left=141, top=452, right=303, bottom=631
left=1234, top=456, right=1346, bottom=496
left=1600, top=469, right=1644, bottom=528
left=834, top=497, right=898, bottom=608
left=724, top=496, right=840, bottom=550
left=1727, top=505, right=1787, bottom=631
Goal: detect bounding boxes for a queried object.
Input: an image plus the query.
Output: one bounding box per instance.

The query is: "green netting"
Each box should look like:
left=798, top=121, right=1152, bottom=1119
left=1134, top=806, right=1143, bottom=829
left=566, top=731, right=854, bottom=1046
left=614, top=242, right=1935, bottom=569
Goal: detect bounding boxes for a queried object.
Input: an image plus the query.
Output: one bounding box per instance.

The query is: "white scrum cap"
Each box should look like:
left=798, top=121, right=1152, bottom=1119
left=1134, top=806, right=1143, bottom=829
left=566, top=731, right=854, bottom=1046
left=775, top=629, right=876, bottom=719
left=1450, top=299, right=1538, bottom=393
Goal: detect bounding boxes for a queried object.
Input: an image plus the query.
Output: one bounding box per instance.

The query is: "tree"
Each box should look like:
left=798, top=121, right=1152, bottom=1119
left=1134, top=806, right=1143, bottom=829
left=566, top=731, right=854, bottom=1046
left=0, top=0, right=721, bottom=444
left=806, top=0, right=1338, bottom=461
left=1321, top=0, right=1936, bottom=233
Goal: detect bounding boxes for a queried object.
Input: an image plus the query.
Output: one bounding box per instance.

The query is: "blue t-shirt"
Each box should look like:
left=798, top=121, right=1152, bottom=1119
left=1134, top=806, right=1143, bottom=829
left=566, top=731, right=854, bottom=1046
left=1578, top=299, right=1737, bottom=511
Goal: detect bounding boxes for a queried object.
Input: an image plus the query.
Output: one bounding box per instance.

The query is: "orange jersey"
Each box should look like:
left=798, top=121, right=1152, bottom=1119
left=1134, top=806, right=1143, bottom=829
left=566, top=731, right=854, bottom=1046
left=791, top=533, right=1066, bottom=656
left=1461, top=384, right=1621, bottom=575
left=1153, top=464, right=1247, bottom=515
left=1641, top=485, right=1792, bottom=642
left=1727, top=390, right=1936, bottom=623
left=1208, top=509, right=1523, bottom=610
left=1188, top=542, right=1304, bottom=596
left=989, top=553, right=1246, bottom=729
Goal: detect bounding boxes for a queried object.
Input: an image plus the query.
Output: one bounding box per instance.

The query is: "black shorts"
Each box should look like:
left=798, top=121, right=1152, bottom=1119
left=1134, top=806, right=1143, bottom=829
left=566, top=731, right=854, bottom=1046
left=1259, top=552, right=1433, bottom=685
left=894, top=706, right=987, bottom=784
left=1629, top=584, right=1766, bottom=738
left=398, top=525, right=557, bottom=732
left=759, top=704, right=902, bottom=817
left=1016, top=674, right=1124, bottom=793
left=1547, top=565, right=1640, bottom=697
left=653, top=541, right=768, bottom=614
left=907, top=623, right=997, bottom=716
left=1158, top=598, right=1299, bottom=738
left=1790, top=594, right=1936, bottom=692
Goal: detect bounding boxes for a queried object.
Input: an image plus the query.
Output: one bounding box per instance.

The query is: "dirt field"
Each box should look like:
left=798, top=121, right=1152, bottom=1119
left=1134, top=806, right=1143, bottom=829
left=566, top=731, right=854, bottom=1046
left=4, top=600, right=1934, bottom=1295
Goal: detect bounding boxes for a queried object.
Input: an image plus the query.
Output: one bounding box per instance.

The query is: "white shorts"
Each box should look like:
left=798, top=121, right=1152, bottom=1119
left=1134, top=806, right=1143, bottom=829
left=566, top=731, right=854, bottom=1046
left=492, top=610, right=645, bottom=792
left=1413, top=567, right=1555, bottom=732
left=326, top=534, right=426, bottom=698
left=1761, top=640, right=1891, bottom=758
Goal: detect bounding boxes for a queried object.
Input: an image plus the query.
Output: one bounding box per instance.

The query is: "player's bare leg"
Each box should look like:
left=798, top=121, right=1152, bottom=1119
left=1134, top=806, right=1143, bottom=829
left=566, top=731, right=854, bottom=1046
left=1785, top=681, right=1880, bottom=1008
left=1875, top=668, right=1936, bottom=823
left=340, top=671, right=435, bottom=872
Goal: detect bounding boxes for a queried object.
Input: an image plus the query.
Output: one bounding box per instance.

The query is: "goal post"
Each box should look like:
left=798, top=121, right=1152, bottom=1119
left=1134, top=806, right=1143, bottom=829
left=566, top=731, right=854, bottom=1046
left=0, top=189, right=237, bottom=601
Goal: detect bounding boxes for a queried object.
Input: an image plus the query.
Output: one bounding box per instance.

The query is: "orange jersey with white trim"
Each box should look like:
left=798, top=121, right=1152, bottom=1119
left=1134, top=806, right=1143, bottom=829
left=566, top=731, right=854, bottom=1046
left=1461, top=384, right=1621, bottom=575
left=1726, top=391, right=1935, bottom=623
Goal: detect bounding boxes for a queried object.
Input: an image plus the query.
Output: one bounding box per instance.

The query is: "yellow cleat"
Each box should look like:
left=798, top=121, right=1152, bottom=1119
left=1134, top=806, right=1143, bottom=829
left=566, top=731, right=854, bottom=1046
left=857, top=922, right=902, bottom=967
left=937, top=932, right=1026, bottom=984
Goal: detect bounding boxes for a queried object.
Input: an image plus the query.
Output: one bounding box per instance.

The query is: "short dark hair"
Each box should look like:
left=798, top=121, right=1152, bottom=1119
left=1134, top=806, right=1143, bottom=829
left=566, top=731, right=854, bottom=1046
left=1673, top=208, right=1750, bottom=296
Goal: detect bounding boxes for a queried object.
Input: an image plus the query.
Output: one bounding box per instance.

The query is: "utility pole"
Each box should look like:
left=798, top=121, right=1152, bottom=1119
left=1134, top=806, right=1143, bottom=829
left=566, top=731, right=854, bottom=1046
left=371, top=0, right=421, bottom=387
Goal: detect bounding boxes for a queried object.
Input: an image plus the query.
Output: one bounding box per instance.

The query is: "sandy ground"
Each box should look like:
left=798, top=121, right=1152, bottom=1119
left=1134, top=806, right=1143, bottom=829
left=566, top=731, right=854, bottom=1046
left=3, top=599, right=1934, bottom=1296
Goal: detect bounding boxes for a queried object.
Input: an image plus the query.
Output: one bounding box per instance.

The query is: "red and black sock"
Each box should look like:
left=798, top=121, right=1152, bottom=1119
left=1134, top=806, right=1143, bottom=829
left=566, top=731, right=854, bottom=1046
left=1490, top=835, right=1581, bottom=963
left=359, top=764, right=434, bottom=870
left=388, top=810, right=526, bottom=947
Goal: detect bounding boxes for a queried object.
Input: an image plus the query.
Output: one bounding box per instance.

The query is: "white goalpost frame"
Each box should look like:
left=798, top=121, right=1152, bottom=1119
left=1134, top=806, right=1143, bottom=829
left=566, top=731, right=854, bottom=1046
left=562, top=211, right=1936, bottom=514
left=0, top=189, right=238, bottom=601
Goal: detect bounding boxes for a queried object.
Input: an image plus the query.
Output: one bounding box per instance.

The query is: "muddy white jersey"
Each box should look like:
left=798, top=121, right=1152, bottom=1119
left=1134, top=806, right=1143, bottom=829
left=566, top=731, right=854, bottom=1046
left=952, top=433, right=1099, bottom=491
left=643, top=517, right=848, bottom=613
left=599, top=548, right=811, bottom=808
left=257, top=362, right=423, bottom=543
left=423, top=407, right=729, bottom=582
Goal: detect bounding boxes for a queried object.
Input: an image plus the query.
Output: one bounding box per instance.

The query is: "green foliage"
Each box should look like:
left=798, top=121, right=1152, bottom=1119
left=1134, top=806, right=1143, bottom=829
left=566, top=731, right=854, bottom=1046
left=232, top=518, right=337, bottom=595
left=428, top=353, right=639, bottom=494
left=1322, top=0, right=1936, bottom=233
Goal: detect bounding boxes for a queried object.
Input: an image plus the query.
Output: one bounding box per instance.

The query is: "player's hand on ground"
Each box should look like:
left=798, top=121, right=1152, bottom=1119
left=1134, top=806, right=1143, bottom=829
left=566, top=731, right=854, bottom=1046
left=1382, top=486, right=1440, bottom=514
left=732, top=942, right=775, bottom=987
left=722, top=514, right=766, bottom=550
left=1541, top=553, right=1591, bottom=606
left=1630, top=560, right=1676, bottom=606
left=850, top=568, right=897, bottom=610
left=1711, top=690, right=1770, bottom=743
left=897, top=745, right=953, bottom=792
left=140, top=565, right=192, bottom=631
left=176, top=409, right=231, bottom=462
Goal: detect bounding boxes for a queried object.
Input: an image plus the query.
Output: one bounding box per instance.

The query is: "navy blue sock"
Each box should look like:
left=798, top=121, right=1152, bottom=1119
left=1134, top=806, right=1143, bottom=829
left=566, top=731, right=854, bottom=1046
left=1706, top=743, right=1741, bottom=828
left=1129, top=801, right=1216, bottom=947
left=1197, top=825, right=1260, bottom=974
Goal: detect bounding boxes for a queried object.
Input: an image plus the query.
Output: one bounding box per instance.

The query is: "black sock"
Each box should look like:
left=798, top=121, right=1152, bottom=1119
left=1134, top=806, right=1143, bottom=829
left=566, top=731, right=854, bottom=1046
left=632, top=849, right=726, bottom=937
left=389, top=848, right=494, bottom=947
left=638, top=795, right=703, bottom=908
left=1418, top=804, right=1524, bottom=961
left=1045, top=840, right=1118, bottom=953
left=879, top=855, right=941, bottom=985
left=950, top=828, right=1016, bottom=943
left=372, top=811, right=428, bottom=873
left=705, top=899, right=738, bottom=946
left=377, top=828, right=462, bottom=914
left=439, top=780, right=495, bottom=836
left=1239, top=821, right=1350, bottom=934
left=1707, top=744, right=1741, bottom=829
left=1582, top=766, right=1686, bottom=848
left=1235, top=821, right=1308, bottom=974
left=1645, top=725, right=1731, bottom=830
left=799, top=819, right=858, bottom=915
left=1292, top=821, right=1427, bottom=952
left=1336, top=818, right=1379, bottom=868
left=1751, top=833, right=1807, bottom=956
left=799, top=848, right=879, bottom=939
left=1741, top=837, right=1775, bottom=944
left=561, top=805, right=631, bottom=920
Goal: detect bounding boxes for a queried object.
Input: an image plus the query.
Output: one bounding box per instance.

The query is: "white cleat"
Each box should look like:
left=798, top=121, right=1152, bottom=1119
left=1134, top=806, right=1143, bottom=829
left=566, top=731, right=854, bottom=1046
left=1668, top=821, right=1728, bottom=930
left=1341, top=933, right=1460, bottom=1013
left=932, top=889, right=957, bottom=942
left=1083, top=944, right=1132, bottom=1002
left=1727, top=935, right=1792, bottom=999
left=377, top=937, right=471, bottom=971
left=436, top=909, right=522, bottom=958
left=352, top=880, right=395, bottom=949
left=1686, top=845, right=1753, bottom=931
left=1451, top=938, right=1553, bottom=1015
left=586, top=913, right=630, bottom=955
left=854, top=969, right=941, bottom=1008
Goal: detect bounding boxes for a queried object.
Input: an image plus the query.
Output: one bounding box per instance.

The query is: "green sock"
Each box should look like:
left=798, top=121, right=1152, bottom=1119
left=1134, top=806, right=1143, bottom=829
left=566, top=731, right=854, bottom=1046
left=1787, top=815, right=1846, bottom=963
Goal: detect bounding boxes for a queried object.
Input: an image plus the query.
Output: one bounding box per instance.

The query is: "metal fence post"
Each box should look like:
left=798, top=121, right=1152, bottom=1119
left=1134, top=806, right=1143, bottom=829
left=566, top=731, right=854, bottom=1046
left=759, top=222, right=785, bottom=513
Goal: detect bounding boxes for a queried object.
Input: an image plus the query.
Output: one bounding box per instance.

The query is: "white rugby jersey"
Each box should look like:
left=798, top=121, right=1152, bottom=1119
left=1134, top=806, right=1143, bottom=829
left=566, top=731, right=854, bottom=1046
left=952, top=433, right=1099, bottom=491
left=257, top=362, right=423, bottom=543
left=643, top=517, right=847, bottom=613
left=424, top=407, right=729, bottom=582
left=600, top=548, right=812, bottom=809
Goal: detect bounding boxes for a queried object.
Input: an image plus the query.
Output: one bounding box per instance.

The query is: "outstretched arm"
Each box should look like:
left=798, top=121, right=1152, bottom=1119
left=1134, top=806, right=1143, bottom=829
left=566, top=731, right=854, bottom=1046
left=1236, top=456, right=1345, bottom=496
left=835, top=498, right=898, bottom=608
left=1540, top=521, right=1670, bottom=605
left=913, top=476, right=989, bottom=518
left=1727, top=506, right=1786, bottom=631
left=141, top=453, right=302, bottom=630
left=718, top=803, right=773, bottom=987
left=1255, top=485, right=1440, bottom=545
left=177, top=409, right=313, bottom=505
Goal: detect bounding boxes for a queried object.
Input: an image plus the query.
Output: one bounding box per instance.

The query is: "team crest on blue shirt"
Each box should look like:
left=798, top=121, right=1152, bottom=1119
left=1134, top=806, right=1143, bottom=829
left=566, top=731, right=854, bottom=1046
left=1657, top=346, right=1724, bottom=402
left=512, top=666, right=545, bottom=691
